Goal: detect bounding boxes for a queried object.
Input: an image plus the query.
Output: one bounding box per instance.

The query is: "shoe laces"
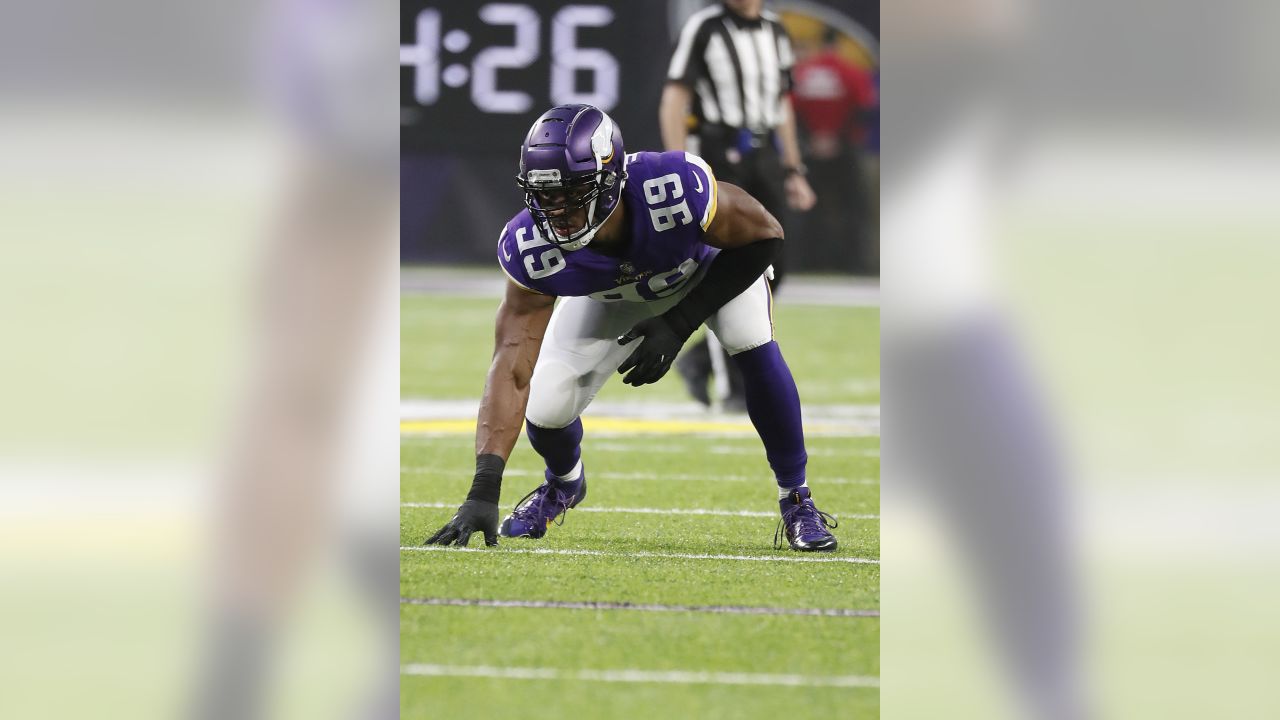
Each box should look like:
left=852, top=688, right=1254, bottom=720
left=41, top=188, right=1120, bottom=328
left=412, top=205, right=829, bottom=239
left=773, top=500, right=839, bottom=549
left=511, top=481, right=577, bottom=526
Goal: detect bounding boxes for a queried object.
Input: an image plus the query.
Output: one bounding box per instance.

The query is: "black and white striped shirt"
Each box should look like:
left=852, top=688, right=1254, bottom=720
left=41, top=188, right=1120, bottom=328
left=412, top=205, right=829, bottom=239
left=666, top=4, right=796, bottom=133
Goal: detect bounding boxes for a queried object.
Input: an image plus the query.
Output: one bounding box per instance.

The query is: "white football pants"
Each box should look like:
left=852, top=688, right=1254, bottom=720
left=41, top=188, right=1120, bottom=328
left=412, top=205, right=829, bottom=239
left=524, top=273, right=774, bottom=429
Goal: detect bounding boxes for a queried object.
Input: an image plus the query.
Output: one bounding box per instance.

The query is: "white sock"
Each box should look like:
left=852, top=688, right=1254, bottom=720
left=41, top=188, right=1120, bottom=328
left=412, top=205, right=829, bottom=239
left=553, top=460, right=584, bottom=485
left=779, top=483, right=807, bottom=500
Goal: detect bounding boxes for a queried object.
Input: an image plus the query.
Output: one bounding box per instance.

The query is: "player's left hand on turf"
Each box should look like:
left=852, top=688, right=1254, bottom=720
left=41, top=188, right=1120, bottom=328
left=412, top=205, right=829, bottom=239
left=425, top=499, right=499, bottom=547
left=617, top=316, right=686, bottom=386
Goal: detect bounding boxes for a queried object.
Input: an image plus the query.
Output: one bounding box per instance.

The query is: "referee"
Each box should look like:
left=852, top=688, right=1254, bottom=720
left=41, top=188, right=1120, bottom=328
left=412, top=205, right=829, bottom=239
left=660, top=0, right=815, bottom=410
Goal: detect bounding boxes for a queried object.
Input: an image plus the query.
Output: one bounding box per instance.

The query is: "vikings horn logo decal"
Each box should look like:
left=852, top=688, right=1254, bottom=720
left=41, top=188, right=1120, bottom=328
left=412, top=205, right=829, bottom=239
left=591, top=114, right=615, bottom=164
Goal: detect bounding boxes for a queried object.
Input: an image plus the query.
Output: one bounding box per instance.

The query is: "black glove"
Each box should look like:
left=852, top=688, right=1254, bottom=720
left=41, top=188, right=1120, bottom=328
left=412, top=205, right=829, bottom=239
left=425, top=498, right=498, bottom=547
left=616, top=315, right=690, bottom=386
left=424, top=454, right=504, bottom=547
left=614, top=239, right=781, bottom=387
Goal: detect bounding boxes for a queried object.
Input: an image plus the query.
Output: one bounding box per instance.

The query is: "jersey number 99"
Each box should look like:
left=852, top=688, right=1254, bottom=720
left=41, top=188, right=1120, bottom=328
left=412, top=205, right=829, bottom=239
left=642, top=173, right=694, bottom=232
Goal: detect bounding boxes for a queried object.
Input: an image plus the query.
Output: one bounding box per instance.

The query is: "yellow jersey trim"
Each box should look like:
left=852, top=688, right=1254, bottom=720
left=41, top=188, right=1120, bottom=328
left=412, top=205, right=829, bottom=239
left=684, top=152, right=718, bottom=231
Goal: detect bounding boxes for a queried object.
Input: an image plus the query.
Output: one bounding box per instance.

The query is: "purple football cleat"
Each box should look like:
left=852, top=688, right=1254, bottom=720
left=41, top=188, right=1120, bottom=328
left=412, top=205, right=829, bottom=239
left=499, top=471, right=587, bottom=539
left=775, top=486, right=839, bottom=552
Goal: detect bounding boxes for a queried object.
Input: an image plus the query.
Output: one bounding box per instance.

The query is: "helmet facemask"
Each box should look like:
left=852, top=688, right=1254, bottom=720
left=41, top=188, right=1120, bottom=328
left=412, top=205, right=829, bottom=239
left=518, top=169, right=620, bottom=251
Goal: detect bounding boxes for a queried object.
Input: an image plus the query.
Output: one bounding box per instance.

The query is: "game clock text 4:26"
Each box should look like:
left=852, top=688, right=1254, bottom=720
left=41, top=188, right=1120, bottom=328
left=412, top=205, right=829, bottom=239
left=401, top=3, right=620, bottom=114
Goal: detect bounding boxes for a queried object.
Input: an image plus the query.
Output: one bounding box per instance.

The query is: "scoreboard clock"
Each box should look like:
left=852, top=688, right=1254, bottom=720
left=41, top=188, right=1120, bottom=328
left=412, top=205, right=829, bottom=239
left=400, top=1, right=667, bottom=152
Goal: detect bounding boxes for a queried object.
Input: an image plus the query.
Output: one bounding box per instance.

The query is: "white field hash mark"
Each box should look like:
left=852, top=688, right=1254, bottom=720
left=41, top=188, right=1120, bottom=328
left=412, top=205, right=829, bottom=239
left=401, top=545, right=878, bottom=565
left=402, top=436, right=881, bottom=458
left=401, top=596, right=879, bottom=617
left=588, top=443, right=881, bottom=458
left=402, top=501, right=878, bottom=520
left=402, top=663, right=879, bottom=688
left=400, top=467, right=880, bottom=485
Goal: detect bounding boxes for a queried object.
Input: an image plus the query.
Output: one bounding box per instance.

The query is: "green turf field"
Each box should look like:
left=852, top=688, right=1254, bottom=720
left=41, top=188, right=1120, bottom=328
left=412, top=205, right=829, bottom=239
left=401, top=286, right=880, bottom=718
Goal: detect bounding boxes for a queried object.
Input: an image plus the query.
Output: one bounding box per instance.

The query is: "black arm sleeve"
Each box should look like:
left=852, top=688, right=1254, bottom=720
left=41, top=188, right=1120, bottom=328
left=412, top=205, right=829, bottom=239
left=662, top=238, right=781, bottom=339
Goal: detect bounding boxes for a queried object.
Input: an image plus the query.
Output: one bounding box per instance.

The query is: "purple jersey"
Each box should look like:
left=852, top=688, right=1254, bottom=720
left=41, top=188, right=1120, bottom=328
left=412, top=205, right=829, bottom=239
left=497, top=151, right=720, bottom=301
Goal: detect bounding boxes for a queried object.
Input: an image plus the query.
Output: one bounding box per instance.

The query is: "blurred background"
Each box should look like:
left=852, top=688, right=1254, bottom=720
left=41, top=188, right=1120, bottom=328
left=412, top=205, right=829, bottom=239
left=881, top=0, right=1280, bottom=718
left=1, top=0, right=398, bottom=718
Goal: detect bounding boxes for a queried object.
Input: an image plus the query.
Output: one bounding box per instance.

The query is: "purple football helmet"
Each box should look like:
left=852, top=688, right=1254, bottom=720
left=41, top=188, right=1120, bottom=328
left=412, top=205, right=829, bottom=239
left=516, top=104, right=627, bottom=251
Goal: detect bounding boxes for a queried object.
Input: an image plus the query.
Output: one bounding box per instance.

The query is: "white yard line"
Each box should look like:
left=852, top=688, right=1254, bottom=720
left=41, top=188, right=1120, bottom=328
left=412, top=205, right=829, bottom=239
left=402, top=663, right=879, bottom=688
left=400, top=596, right=879, bottom=617
left=591, top=443, right=881, bottom=458
left=401, top=545, right=878, bottom=565
left=401, top=501, right=878, bottom=520
left=400, top=467, right=879, bottom=485
left=406, top=438, right=879, bottom=452
left=405, top=429, right=878, bottom=439
left=401, top=399, right=879, bottom=421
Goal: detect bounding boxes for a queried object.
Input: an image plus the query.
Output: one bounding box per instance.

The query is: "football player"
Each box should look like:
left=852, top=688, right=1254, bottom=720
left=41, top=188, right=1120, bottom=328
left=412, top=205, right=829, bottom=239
left=425, top=104, right=837, bottom=552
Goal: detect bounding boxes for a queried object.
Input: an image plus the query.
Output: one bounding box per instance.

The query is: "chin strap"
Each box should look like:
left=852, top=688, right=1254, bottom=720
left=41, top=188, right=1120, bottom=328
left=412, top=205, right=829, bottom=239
left=550, top=196, right=615, bottom=251
left=552, top=221, right=599, bottom=252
